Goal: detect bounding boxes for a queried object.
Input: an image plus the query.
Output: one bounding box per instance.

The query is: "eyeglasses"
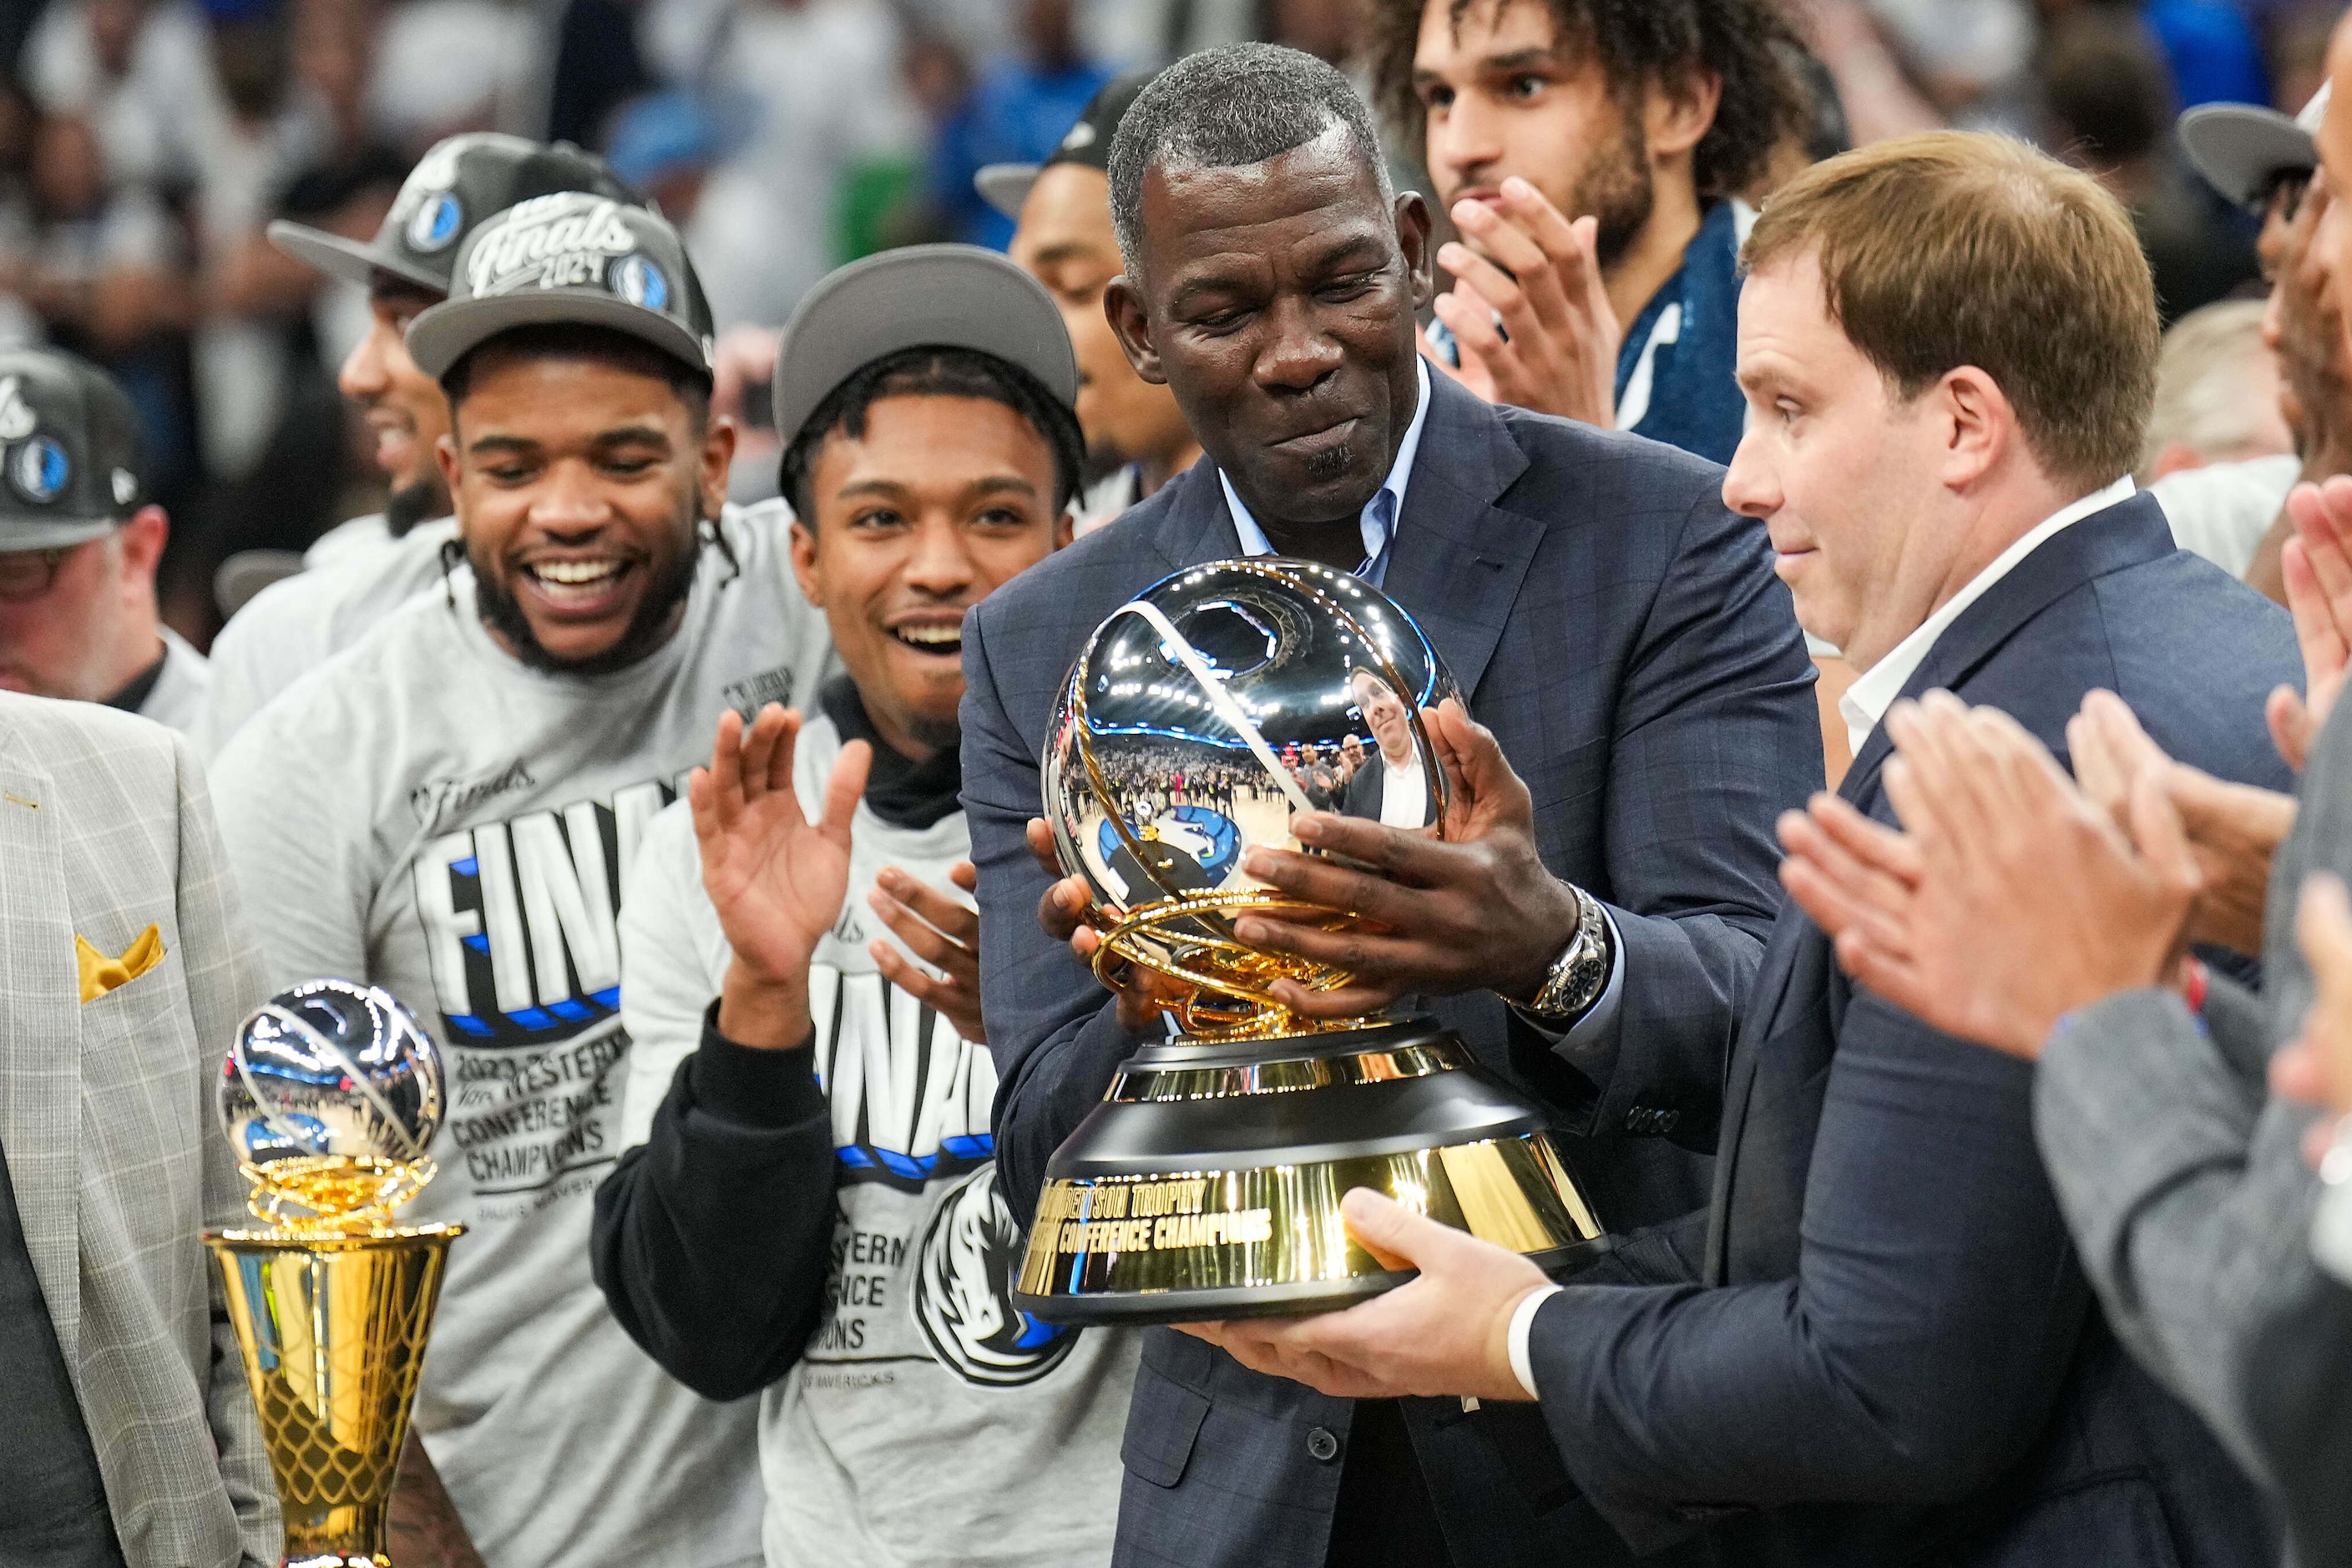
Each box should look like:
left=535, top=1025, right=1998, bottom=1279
left=0, top=547, right=80, bottom=604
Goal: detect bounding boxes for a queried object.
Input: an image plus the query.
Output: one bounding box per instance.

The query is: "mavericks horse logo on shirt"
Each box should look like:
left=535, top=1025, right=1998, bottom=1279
left=914, top=1165, right=1075, bottom=1387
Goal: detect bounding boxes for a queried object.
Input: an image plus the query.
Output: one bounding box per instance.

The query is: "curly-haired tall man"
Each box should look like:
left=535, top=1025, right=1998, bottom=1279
left=1365, top=0, right=1809, bottom=464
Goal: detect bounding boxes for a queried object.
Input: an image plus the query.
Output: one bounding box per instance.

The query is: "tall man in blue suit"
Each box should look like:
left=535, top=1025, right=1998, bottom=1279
left=1191, top=133, right=2294, bottom=1566
left=960, top=43, right=1822, bottom=1568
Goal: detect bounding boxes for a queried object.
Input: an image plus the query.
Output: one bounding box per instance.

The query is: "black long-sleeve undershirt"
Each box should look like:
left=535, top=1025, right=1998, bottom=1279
left=589, top=1003, right=837, bottom=1403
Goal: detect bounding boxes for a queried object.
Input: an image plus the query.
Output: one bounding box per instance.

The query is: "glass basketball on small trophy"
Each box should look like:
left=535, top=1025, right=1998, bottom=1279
left=1013, top=559, right=1604, bottom=1326
left=205, top=979, right=463, bottom=1568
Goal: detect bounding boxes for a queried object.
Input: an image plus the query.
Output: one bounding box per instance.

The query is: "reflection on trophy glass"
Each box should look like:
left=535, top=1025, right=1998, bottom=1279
left=1341, top=667, right=1429, bottom=829
left=1019, top=559, right=1603, bottom=1326
left=205, top=979, right=463, bottom=1568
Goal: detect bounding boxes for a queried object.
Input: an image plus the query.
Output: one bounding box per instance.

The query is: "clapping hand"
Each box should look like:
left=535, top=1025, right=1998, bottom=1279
left=2067, top=690, right=2294, bottom=957
left=1775, top=693, right=2200, bottom=1058
left=1421, top=179, right=1621, bottom=428
left=2272, top=475, right=2352, bottom=771
left=692, top=703, right=870, bottom=1050
left=867, top=862, right=987, bottom=1044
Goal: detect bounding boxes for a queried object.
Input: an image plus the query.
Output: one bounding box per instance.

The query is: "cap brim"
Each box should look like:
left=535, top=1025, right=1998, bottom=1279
left=0, top=514, right=121, bottom=552
left=771, top=244, right=1079, bottom=448
left=266, top=220, right=445, bottom=293
left=407, top=291, right=711, bottom=382
left=2179, top=103, right=2314, bottom=206
left=976, top=163, right=1040, bottom=220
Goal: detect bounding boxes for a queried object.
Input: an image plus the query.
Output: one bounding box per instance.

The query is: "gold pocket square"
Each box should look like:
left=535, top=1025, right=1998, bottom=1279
left=77, top=926, right=164, bottom=1004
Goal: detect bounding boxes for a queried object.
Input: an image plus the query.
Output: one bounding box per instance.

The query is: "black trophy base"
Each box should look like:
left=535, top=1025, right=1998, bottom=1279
left=1013, top=1018, right=1606, bottom=1327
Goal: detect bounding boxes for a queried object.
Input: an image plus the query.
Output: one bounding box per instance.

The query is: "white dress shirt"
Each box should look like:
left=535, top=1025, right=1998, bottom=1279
left=1377, top=750, right=1429, bottom=828
left=1839, top=476, right=2137, bottom=758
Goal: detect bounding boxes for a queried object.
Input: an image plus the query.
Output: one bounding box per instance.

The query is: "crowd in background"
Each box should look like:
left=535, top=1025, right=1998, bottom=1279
left=0, top=0, right=2337, bottom=646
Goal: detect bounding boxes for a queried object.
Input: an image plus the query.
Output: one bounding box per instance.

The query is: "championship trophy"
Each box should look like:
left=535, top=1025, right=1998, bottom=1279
left=1014, top=559, right=1605, bottom=1325
left=205, top=979, right=462, bottom=1568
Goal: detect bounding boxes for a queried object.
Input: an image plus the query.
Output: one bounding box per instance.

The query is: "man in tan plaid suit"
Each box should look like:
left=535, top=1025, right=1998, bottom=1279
left=0, top=690, right=276, bottom=1566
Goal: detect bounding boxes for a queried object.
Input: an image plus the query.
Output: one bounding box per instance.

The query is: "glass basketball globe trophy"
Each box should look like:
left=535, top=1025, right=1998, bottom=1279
left=205, top=980, right=463, bottom=1568
left=1014, top=559, right=1604, bottom=1325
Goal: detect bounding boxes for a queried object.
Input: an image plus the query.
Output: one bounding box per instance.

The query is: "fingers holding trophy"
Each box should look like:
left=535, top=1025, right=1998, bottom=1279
left=206, top=979, right=462, bottom=1568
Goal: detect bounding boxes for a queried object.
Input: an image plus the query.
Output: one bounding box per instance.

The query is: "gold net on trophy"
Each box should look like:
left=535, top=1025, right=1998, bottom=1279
left=206, top=980, right=462, bottom=1568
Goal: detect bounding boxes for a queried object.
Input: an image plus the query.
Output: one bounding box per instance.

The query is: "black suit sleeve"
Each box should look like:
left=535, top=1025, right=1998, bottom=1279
left=1521, top=992, right=2087, bottom=1552
left=961, top=603, right=1155, bottom=1231
left=589, top=1003, right=837, bottom=1401
left=1551, top=488, right=1823, bottom=1151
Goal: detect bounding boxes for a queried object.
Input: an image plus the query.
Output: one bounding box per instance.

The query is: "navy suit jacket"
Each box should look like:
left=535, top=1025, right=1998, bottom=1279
left=1525, top=493, right=2292, bottom=1566
left=961, top=372, right=1823, bottom=1565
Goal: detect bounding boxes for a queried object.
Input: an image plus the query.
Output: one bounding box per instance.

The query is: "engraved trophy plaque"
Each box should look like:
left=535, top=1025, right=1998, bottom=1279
left=1014, top=559, right=1604, bottom=1325
left=205, top=979, right=463, bottom=1568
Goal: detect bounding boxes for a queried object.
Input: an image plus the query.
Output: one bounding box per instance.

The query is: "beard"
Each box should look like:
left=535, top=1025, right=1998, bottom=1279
left=1571, top=105, right=1656, bottom=271
left=471, top=511, right=705, bottom=678
left=908, top=711, right=963, bottom=753
left=386, top=471, right=451, bottom=536
left=1301, top=442, right=1356, bottom=484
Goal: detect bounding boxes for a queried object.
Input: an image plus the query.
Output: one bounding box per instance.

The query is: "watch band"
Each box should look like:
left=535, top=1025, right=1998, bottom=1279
left=1518, top=883, right=1611, bottom=1024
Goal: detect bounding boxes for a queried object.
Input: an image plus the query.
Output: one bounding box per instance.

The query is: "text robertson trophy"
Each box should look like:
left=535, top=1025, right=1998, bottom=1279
left=1014, top=559, right=1604, bottom=1325
left=205, top=979, right=462, bottom=1568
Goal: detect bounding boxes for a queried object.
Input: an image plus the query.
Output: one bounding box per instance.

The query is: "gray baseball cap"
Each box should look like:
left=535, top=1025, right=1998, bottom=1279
left=0, top=347, right=149, bottom=552
left=269, top=133, right=640, bottom=296
left=2181, top=83, right=2330, bottom=210
left=771, top=244, right=1079, bottom=448
left=405, top=192, right=716, bottom=382
left=977, top=72, right=1154, bottom=220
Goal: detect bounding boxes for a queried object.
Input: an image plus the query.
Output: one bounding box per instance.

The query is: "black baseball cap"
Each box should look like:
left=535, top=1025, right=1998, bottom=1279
left=0, top=348, right=148, bottom=552
left=771, top=245, right=1078, bottom=450
left=267, top=132, right=640, bottom=296
left=406, top=193, right=716, bottom=382
left=977, top=72, right=1154, bottom=220
left=2181, top=83, right=2330, bottom=210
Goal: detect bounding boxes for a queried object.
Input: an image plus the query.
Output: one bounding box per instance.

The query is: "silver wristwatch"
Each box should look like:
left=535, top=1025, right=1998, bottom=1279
left=1516, top=883, right=1611, bottom=1024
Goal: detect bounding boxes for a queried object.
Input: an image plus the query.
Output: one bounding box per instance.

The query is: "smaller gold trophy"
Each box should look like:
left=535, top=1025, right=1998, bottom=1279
left=206, top=979, right=462, bottom=1568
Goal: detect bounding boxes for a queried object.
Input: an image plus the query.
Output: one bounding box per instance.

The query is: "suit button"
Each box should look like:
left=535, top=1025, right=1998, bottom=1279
left=1623, top=1106, right=1653, bottom=1135
left=1306, top=1426, right=1341, bottom=1463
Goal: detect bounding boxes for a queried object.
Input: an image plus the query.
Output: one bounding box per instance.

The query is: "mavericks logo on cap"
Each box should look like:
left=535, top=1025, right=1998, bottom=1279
left=407, top=190, right=465, bottom=254
left=8, top=437, right=69, bottom=504
left=609, top=253, right=669, bottom=311
left=466, top=194, right=640, bottom=299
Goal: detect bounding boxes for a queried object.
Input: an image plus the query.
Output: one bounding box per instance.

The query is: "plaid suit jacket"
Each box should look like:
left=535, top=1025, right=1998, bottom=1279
left=961, top=371, right=1822, bottom=1565
left=0, top=693, right=278, bottom=1568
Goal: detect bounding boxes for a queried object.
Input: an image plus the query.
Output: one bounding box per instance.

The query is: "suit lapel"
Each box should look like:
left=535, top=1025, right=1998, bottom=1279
left=1841, top=493, right=2177, bottom=789
left=1704, top=494, right=2176, bottom=1282
left=1150, top=462, right=1247, bottom=574
left=1378, top=375, right=1540, bottom=700
left=0, top=716, right=82, bottom=1362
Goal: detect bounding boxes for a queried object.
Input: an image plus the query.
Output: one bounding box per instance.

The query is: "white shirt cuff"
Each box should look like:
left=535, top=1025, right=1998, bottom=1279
left=1507, top=1283, right=1563, bottom=1399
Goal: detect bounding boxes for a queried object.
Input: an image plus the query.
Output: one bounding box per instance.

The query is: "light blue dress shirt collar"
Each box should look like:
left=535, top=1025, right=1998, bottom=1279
left=1216, top=358, right=1432, bottom=588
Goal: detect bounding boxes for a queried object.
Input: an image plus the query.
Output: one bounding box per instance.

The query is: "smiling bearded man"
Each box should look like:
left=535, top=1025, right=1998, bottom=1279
left=204, top=196, right=836, bottom=1568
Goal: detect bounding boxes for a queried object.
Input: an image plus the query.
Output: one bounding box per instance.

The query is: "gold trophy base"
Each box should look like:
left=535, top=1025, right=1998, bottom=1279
left=206, top=1223, right=462, bottom=1568
left=1014, top=1019, right=1605, bottom=1324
